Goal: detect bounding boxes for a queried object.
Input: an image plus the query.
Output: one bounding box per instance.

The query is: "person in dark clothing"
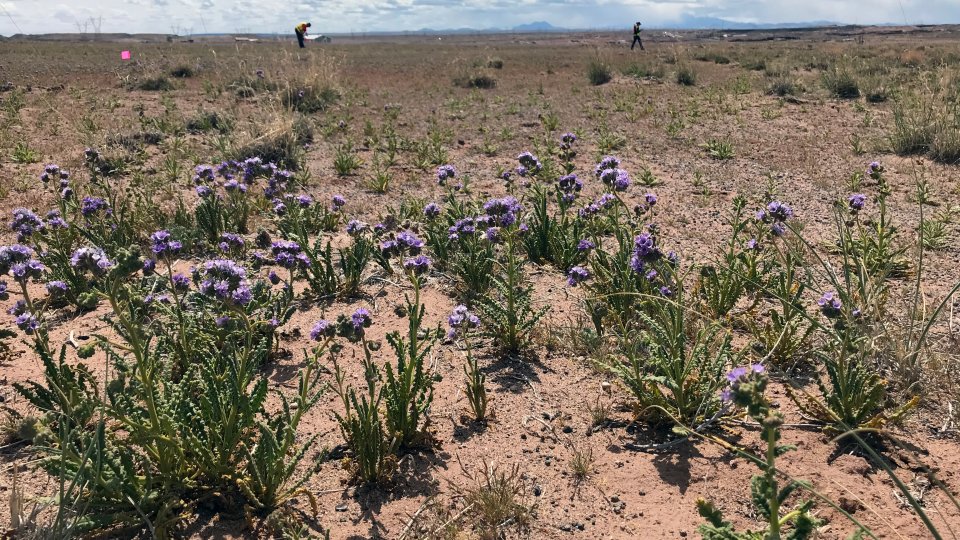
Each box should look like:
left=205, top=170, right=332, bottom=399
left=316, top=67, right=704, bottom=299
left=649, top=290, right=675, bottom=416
left=295, top=22, right=311, bottom=48
left=631, top=21, right=644, bottom=50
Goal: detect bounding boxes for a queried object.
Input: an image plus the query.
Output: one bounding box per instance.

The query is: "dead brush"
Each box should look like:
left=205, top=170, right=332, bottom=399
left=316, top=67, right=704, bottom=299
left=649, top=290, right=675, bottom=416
left=453, top=459, right=535, bottom=540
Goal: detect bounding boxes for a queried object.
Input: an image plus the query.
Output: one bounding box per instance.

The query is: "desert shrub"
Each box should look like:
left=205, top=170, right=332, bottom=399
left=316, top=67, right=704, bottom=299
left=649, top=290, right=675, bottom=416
left=676, top=65, right=697, bottom=86
left=136, top=76, right=174, bottom=91
left=333, top=141, right=363, bottom=176
left=695, top=52, right=730, bottom=64
left=821, top=67, right=860, bottom=99
left=623, top=63, right=664, bottom=79
left=931, top=123, right=960, bottom=165
left=281, top=85, right=339, bottom=114
left=186, top=110, right=233, bottom=133
left=587, top=60, right=613, bottom=86
left=740, top=57, right=767, bottom=71
left=169, top=65, right=195, bottom=78
left=766, top=78, right=797, bottom=97
left=864, top=84, right=890, bottom=103
left=487, top=58, right=504, bottom=69
left=7, top=238, right=320, bottom=535
left=454, top=73, right=497, bottom=89
left=231, top=115, right=312, bottom=171
left=889, top=94, right=937, bottom=155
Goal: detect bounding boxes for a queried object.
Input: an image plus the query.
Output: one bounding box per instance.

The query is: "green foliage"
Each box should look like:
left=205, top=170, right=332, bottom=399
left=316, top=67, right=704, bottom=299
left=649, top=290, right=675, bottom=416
left=476, top=243, right=548, bottom=353
left=522, top=185, right=589, bottom=272
left=334, top=339, right=397, bottom=485
left=587, top=60, right=613, bottom=86
left=606, top=300, right=732, bottom=427
left=454, top=73, right=497, bottom=89
left=241, top=362, right=326, bottom=512
left=282, top=85, right=339, bottom=114
left=697, top=367, right=819, bottom=540
left=169, top=65, right=195, bottom=78
left=136, top=76, right=175, bottom=92
left=383, top=282, right=439, bottom=450
left=703, top=138, right=735, bottom=160
left=821, top=67, right=860, bottom=99
left=333, top=141, right=363, bottom=176
left=12, top=140, right=40, bottom=163
left=676, top=65, right=697, bottom=86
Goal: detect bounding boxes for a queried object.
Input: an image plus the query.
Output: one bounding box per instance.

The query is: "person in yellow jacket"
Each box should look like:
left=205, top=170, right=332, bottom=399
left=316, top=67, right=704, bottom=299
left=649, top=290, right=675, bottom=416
left=295, top=22, right=311, bottom=48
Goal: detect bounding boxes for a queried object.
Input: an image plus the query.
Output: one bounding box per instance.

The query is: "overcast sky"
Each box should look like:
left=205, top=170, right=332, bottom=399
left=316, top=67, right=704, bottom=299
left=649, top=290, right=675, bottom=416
left=0, top=0, right=957, bottom=35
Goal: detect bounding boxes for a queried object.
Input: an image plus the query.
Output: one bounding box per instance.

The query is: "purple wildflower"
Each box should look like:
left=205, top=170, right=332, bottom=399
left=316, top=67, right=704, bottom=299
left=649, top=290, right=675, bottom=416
left=70, top=247, right=113, bottom=277
left=150, top=230, right=182, bottom=257
left=423, top=202, right=441, bottom=219
left=818, top=291, right=842, bottom=318
left=403, top=254, right=432, bottom=276
left=848, top=193, right=866, bottom=212
left=436, top=164, right=457, bottom=186
left=566, top=266, right=591, bottom=287
left=311, top=320, right=335, bottom=341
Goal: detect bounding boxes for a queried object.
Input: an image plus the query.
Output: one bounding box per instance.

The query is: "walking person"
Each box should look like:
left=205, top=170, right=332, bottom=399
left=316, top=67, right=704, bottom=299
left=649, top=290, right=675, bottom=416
left=631, top=21, right=644, bottom=50
left=295, top=21, right=311, bottom=48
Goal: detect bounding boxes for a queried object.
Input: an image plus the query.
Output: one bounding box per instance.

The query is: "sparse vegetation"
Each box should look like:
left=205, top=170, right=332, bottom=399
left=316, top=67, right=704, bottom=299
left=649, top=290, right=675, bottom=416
left=0, top=33, right=958, bottom=540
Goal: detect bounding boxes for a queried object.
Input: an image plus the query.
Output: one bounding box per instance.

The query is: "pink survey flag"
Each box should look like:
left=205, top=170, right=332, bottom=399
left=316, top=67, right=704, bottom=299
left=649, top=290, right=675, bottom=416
left=121, top=50, right=131, bottom=60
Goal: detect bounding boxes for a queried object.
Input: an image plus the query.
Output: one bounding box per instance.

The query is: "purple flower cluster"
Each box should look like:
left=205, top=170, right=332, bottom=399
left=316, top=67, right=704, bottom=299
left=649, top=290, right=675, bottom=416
left=70, top=247, right=113, bottom=277
left=0, top=281, right=8, bottom=301
left=848, top=193, right=866, bottom=213
left=350, top=308, right=372, bottom=334
left=196, top=259, right=252, bottom=306
left=403, top=254, right=432, bottom=276
left=271, top=240, right=309, bottom=269
left=331, top=195, right=346, bottom=210
left=557, top=174, right=583, bottom=203
left=346, top=219, right=369, bottom=236
left=382, top=230, right=425, bottom=258
left=310, top=319, right=335, bottom=341
left=756, top=201, right=793, bottom=237
left=866, top=161, right=884, bottom=180
left=436, top=164, right=457, bottom=186
left=560, top=132, right=577, bottom=147
left=448, top=217, right=479, bottom=241
left=423, top=202, right=441, bottom=220
left=11, top=259, right=45, bottom=283
left=598, top=167, right=630, bottom=192
left=40, top=164, right=70, bottom=184
left=817, top=291, right=842, bottom=318
left=14, top=312, right=39, bottom=334
left=447, top=304, right=480, bottom=339
left=171, top=273, right=191, bottom=292
left=579, top=193, right=618, bottom=219
left=577, top=239, right=595, bottom=252
left=721, top=364, right=766, bottom=403
left=219, top=232, right=245, bottom=253
left=594, top=156, right=621, bottom=177
left=80, top=197, right=110, bottom=218
left=516, top=152, right=542, bottom=177
left=46, top=210, right=67, bottom=229
left=150, top=230, right=182, bottom=258
left=46, top=280, right=68, bottom=299
left=11, top=208, right=44, bottom=241
left=0, top=245, right=34, bottom=276
left=483, top=196, right=522, bottom=227
left=566, top=266, right=590, bottom=287
left=629, top=232, right=662, bottom=275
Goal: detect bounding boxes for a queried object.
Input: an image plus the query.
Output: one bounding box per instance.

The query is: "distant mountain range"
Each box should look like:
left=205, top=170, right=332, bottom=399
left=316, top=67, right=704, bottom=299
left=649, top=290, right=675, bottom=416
left=414, top=17, right=850, bottom=34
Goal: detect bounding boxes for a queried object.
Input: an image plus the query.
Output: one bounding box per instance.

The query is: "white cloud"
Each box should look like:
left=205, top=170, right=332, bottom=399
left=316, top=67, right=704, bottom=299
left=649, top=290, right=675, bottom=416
left=0, top=0, right=957, bottom=35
